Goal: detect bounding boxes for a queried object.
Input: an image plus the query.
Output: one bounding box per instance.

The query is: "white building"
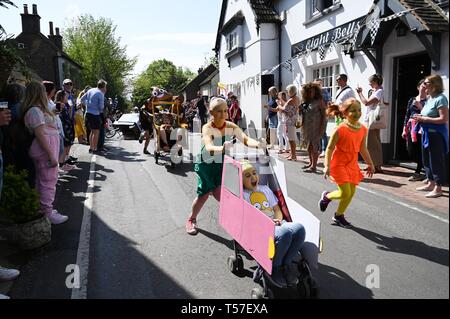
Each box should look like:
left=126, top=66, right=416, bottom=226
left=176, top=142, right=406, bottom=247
left=214, top=0, right=449, bottom=163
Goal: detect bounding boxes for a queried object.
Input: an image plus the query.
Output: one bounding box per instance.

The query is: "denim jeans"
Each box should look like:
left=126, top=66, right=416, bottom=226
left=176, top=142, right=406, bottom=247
left=422, top=132, right=447, bottom=186
left=273, top=221, right=306, bottom=268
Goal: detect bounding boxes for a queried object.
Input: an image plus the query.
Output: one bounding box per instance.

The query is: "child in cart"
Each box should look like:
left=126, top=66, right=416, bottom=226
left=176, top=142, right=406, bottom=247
left=241, top=160, right=306, bottom=287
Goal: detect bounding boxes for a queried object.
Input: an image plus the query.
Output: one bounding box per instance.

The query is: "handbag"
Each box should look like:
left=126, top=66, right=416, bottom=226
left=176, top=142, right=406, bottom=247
left=368, top=103, right=387, bottom=130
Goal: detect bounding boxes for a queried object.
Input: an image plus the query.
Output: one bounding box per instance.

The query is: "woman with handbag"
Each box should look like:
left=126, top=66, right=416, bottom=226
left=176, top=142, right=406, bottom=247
left=300, top=83, right=326, bottom=172
left=413, top=75, right=449, bottom=198
left=357, top=74, right=386, bottom=174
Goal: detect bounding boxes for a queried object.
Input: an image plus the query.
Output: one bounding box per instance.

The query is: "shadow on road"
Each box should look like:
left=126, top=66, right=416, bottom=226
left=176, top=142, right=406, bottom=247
left=103, top=145, right=146, bottom=163
left=313, top=263, right=374, bottom=299
left=351, top=226, right=449, bottom=267
left=88, top=213, right=193, bottom=299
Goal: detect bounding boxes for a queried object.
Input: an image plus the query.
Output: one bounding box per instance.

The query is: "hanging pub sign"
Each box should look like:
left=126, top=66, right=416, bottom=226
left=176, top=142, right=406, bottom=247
left=291, top=16, right=365, bottom=56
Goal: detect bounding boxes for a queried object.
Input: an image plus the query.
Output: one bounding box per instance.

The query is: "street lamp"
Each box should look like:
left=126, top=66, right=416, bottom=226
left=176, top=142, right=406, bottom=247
left=342, top=42, right=355, bottom=58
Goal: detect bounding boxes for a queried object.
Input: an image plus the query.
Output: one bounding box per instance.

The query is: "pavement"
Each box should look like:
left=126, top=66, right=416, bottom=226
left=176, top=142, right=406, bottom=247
left=0, top=142, right=448, bottom=298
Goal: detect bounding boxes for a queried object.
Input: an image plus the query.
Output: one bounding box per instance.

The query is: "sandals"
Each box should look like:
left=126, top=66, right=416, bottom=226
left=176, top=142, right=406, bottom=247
left=302, top=164, right=312, bottom=169
left=303, top=167, right=317, bottom=173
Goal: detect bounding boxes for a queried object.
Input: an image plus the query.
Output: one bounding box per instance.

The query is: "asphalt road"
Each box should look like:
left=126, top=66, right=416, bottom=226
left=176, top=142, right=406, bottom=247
left=10, top=138, right=449, bottom=299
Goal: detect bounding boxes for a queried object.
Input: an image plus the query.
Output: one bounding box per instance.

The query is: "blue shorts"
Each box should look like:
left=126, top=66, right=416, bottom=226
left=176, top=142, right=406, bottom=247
left=268, top=116, right=278, bottom=129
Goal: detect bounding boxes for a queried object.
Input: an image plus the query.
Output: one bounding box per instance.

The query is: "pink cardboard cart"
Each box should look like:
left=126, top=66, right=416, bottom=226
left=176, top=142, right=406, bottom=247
left=219, top=154, right=322, bottom=299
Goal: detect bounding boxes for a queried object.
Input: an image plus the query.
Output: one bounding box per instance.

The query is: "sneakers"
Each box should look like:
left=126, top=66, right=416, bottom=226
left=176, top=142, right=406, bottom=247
left=425, top=190, right=443, bottom=198
left=318, top=191, right=331, bottom=212
left=46, top=211, right=69, bottom=225
left=333, top=214, right=352, bottom=228
left=0, top=267, right=20, bottom=281
left=60, top=163, right=76, bottom=172
left=66, top=158, right=77, bottom=165
left=416, top=185, right=434, bottom=192
left=319, top=151, right=326, bottom=158
left=284, top=263, right=299, bottom=286
left=186, top=219, right=198, bottom=235
left=408, top=173, right=426, bottom=182
left=271, top=266, right=287, bottom=288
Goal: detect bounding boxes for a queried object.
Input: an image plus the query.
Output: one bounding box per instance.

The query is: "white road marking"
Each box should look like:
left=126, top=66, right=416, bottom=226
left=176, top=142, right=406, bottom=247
left=358, top=185, right=449, bottom=224
left=71, top=155, right=96, bottom=299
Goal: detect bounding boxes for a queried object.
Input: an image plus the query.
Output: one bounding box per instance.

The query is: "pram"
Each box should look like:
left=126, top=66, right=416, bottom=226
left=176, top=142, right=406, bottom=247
left=219, top=153, right=322, bottom=299
left=150, top=101, right=188, bottom=167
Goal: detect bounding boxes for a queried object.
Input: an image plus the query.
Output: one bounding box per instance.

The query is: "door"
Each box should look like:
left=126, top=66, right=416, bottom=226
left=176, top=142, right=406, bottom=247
left=392, top=53, right=431, bottom=161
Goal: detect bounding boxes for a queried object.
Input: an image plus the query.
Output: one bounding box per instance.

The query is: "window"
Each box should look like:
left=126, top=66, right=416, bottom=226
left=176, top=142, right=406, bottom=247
left=226, top=32, right=238, bottom=52
left=306, top=0, right=341, bottom=23
left=313, top=64, right=340, bottom=99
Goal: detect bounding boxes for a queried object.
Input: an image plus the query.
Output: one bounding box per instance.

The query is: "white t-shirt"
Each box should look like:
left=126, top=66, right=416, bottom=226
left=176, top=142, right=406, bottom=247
left=335, top=86, right=356, bottom=105
left=244, top=185, right=279, bottom=219
left=364, top=88, right=384, bottom=125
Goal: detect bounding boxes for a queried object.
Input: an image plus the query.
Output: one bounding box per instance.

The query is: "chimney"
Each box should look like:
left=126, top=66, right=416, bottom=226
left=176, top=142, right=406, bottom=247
left=49, top=26, right=63, bottom=50
left=21, top=3, right=41, bottom=34
left=198, top=67, right=204, bottom=74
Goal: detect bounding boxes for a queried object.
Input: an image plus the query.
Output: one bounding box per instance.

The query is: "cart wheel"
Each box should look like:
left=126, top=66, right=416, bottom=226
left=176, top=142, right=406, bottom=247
left=251, top=288, right=265, bottom=300
left=251, top=287, right=273, bottom=299
left=170, top=161, right=176, bottom=168
left=296, top=277, right=311, bottom=299
left=227, top=255, right=243, bottom=274
left=154, top=151, right=159, bottom=164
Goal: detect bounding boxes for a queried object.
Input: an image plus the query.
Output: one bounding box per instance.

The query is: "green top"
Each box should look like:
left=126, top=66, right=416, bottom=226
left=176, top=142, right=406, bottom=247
left=194, top=135, right=231, bottom=196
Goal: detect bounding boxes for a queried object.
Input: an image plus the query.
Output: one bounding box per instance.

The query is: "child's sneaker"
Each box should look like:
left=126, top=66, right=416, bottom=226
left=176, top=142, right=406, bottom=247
left=46, top=211, right=69, bottom=225
left=332, top=214, right=352, bottom=228
left=318, top=191, right=331, bottom=212
left=0, top=267, right=20, bottom=281
left=186, top=218, right=198, bottom=235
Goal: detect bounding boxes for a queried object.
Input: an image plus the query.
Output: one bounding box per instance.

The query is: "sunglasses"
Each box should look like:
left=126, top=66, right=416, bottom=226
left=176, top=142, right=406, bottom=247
left=65, top=83, right=73, bottom=86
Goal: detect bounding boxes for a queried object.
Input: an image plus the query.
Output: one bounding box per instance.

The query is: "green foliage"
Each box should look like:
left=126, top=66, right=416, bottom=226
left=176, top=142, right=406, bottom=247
left=63, top=14, right=137, bottom=108
left=131, top=59, right=195, bottom=107
left=0, top=166, right=41, bottom=224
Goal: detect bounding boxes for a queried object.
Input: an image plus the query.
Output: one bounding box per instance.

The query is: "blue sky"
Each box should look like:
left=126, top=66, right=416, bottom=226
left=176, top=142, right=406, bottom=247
left=0, top=0, right=222, bottom=74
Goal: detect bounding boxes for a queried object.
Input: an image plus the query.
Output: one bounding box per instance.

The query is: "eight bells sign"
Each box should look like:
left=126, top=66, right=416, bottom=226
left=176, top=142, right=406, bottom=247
left=291, top=16, right=365, bottom=56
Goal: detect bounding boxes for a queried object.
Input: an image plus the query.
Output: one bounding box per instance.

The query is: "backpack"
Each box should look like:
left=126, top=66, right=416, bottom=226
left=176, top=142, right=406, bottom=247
left=10, top=115, right=34, bottom=155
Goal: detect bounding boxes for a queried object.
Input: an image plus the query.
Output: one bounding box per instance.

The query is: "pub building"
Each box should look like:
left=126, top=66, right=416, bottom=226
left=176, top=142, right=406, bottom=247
left=214, top=0, right=448, bottom=164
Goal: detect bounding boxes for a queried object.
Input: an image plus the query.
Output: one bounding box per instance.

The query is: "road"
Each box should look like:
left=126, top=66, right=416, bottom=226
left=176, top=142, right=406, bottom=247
left=10, top=138, right=449, bottom=299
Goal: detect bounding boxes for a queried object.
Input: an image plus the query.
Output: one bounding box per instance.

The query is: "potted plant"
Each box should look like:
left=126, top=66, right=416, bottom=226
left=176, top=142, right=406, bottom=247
left=0, top=166, right=51, bottom=250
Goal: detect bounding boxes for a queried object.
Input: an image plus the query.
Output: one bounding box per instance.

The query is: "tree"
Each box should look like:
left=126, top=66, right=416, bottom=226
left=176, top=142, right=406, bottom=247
left=63, top=15, right=137, bottom=108
left=131, top=59, right=195, bottom=107
left=0, top=0, right=29, bottom=92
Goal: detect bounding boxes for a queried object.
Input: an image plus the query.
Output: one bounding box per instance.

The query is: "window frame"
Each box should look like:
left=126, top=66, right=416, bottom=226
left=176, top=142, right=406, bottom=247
left=312, top=63, right=341, bottom=100
left=305, top=0, right=342, bottom=25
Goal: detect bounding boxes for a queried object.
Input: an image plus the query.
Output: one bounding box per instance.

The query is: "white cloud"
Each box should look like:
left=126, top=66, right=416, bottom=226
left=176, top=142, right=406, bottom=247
left=133, top=32, right=216, bottom=46
left=63, top=4, right=81, bottom=27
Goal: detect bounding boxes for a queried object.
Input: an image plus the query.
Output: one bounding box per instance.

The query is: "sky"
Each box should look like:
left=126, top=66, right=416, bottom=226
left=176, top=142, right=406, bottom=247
left=0, top=0, right=222, bottom=75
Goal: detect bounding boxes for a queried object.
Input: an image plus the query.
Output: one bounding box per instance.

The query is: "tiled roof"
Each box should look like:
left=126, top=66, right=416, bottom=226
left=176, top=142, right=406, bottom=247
left=249, top=0, right=280, bottom=24
left=399, top=0, right=449, bottom=32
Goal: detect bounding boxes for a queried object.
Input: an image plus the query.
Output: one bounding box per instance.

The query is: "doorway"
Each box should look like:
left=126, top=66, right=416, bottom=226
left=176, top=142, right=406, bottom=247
left=392, top=53, right=431, bottom=161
